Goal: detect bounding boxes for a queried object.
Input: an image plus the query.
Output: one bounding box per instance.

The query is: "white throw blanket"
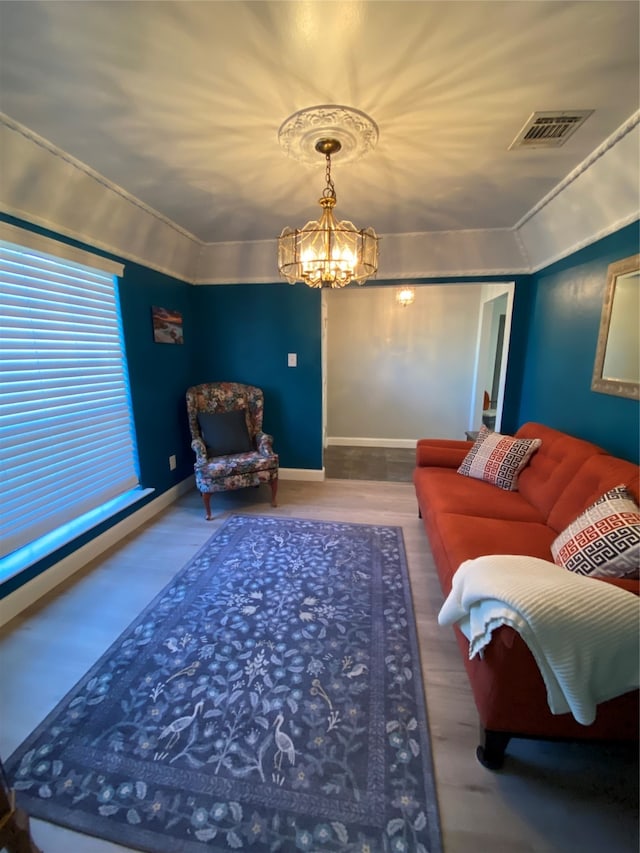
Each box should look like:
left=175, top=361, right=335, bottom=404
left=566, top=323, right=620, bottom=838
left=438, top=555, right=640, bottom=725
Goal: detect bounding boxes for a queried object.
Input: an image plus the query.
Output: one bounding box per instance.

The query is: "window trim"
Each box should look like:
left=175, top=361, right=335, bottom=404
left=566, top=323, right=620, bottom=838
left=0, top=222, right=124, bottom=277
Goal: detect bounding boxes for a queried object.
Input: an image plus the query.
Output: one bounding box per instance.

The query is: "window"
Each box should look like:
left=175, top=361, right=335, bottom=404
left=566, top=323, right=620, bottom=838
left=0, top=224, right=141, bottom=570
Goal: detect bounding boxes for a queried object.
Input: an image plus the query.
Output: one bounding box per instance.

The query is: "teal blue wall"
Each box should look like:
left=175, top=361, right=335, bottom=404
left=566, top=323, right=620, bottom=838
left=192, top=283, right=323, bottom=470
left=118, top=267, right=198, bottom=487
left=518, top=221, right=639, bottom=462
left=190, top=275, right=533, bottom=469
left=2, top=209, right=637, bottom=598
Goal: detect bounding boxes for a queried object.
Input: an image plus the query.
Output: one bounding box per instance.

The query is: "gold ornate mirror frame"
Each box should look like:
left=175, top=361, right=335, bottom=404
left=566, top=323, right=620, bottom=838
left=591, top=253, right=640, bottom=400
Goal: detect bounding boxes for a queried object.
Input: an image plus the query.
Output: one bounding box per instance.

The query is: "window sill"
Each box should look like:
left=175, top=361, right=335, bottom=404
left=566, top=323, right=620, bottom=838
left=0, top=487, right=155, bottom=586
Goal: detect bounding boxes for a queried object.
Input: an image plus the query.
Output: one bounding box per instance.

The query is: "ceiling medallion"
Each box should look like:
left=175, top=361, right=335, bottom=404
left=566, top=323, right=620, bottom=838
left=278, top=105, right=379, bottom=166
left=277, top=105, right=379, bottom=289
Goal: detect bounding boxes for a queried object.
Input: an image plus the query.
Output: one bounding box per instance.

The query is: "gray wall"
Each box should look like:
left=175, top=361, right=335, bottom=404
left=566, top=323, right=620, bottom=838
left=326, top=284, right=482, bottom=442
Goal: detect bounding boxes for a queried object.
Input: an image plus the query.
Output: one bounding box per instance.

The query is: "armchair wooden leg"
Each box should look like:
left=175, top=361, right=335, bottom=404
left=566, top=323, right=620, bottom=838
left=270, top=478, right=278, bottom=508
left=0, top=784, right=43, bottom=853
left=202, top=492, right=213, bottom=521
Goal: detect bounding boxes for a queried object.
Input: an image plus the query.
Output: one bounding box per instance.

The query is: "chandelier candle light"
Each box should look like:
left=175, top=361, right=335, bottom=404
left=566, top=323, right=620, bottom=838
left=278, top=106, right=379, bottom=288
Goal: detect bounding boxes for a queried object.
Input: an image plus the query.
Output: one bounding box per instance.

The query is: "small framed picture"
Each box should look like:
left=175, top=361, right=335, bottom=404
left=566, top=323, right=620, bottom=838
left=152, top=305, right=184, bottom=344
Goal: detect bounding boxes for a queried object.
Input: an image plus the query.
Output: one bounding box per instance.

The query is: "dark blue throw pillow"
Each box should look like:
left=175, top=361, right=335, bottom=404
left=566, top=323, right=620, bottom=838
left=197, top=410, right=253, bottom=456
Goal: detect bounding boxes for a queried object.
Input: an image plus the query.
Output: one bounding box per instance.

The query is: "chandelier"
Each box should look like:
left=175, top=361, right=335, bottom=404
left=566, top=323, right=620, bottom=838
left=277, top=106, right=379, bottom=289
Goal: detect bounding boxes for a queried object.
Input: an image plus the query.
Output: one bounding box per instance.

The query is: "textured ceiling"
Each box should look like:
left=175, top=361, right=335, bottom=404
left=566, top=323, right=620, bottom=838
left=0, top=0, right=638, bottom=244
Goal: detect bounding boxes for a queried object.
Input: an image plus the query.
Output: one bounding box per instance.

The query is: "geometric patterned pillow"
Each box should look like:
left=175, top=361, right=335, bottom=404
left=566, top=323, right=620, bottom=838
left=457, top=425, right=542, bottom=491
left=551, top=485, right=640, bottom=579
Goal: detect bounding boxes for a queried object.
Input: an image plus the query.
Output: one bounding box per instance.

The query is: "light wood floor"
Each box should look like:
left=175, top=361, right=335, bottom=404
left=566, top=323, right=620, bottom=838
left=1, top=480, right=637, bottom=853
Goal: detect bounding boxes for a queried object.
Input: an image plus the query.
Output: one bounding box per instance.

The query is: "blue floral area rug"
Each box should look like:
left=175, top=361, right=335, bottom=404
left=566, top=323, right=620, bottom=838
left=6, top=515, right=442, bottom=853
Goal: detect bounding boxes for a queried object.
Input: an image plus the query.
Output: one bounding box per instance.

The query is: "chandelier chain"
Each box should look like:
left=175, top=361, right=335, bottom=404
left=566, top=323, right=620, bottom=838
left=321, top=153, right=337, bottom=202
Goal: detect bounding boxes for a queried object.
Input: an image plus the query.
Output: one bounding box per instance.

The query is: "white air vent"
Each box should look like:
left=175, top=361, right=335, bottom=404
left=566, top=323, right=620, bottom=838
left=509, top=110, right=594, bottom=149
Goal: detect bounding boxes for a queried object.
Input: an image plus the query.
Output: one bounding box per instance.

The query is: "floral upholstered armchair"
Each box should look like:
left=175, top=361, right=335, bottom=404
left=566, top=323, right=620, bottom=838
left=186, top=382, right=279, bottom=520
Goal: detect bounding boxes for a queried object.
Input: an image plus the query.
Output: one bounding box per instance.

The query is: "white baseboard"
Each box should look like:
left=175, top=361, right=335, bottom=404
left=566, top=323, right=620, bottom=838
left=0, top=476, right=195, bottom=629
left=279, top=467, right=325, bottom=482
left=326, top=437, right=417, bottom=449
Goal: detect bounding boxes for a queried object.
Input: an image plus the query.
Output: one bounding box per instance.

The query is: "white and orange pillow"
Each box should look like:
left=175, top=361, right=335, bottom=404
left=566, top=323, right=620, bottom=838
left=551, top=485, right=640, bottom=579
left=457, top=425, right=542, bottom=491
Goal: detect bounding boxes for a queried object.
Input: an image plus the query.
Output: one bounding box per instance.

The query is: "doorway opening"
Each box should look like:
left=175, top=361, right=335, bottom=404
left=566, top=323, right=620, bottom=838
left=320, top=282, right=515, bottom=473
left=469, top=285, right=514, bottom=434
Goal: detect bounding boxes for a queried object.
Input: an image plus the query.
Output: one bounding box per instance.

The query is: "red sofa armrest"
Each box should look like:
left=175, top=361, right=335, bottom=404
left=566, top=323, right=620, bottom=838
left=416, top=438, right=472, bottom=469
left=454, top=624, right=639, bottom=739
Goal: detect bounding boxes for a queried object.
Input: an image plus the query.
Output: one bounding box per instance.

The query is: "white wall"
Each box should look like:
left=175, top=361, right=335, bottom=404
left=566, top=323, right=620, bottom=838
left=325, top=284, right=482, bottom=444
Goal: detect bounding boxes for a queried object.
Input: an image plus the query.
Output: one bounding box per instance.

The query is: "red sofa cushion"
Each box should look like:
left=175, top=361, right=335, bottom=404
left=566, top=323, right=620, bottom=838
left=515, top=423, right=606, bottom=523
left=416, top=439, right=471, bottom=469
left=430, top=512, right=556, bottom=592
left=547, top=453, right=640, bottom=533
left=413, top=467, right=544, bottom=523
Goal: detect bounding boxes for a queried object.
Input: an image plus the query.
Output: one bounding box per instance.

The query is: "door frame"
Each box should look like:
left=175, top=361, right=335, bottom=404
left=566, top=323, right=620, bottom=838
left=468, top=283, right=515, bottom=433
left=321, top=289, right=328, bottom=452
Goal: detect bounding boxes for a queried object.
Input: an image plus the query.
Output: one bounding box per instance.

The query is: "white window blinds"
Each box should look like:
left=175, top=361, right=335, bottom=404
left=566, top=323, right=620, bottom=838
left=0, top=237, right=139, bottom=559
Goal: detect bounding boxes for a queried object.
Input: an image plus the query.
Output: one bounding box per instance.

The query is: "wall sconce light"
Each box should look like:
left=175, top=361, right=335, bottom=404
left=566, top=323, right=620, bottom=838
left=396, top=287, right=415, bottom=307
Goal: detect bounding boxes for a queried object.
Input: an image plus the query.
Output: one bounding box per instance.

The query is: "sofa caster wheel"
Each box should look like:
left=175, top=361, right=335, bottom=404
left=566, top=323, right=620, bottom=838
left=476, top=744, right=504, bottom=770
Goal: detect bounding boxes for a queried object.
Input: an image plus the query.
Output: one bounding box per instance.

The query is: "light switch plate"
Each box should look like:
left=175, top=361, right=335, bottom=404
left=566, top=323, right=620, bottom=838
left=287, top=353, right=297, bottom=367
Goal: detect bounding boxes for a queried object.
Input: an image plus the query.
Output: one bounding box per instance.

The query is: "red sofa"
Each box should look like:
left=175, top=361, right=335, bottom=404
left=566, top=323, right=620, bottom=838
left=413, top=422, right=639, bottom=768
